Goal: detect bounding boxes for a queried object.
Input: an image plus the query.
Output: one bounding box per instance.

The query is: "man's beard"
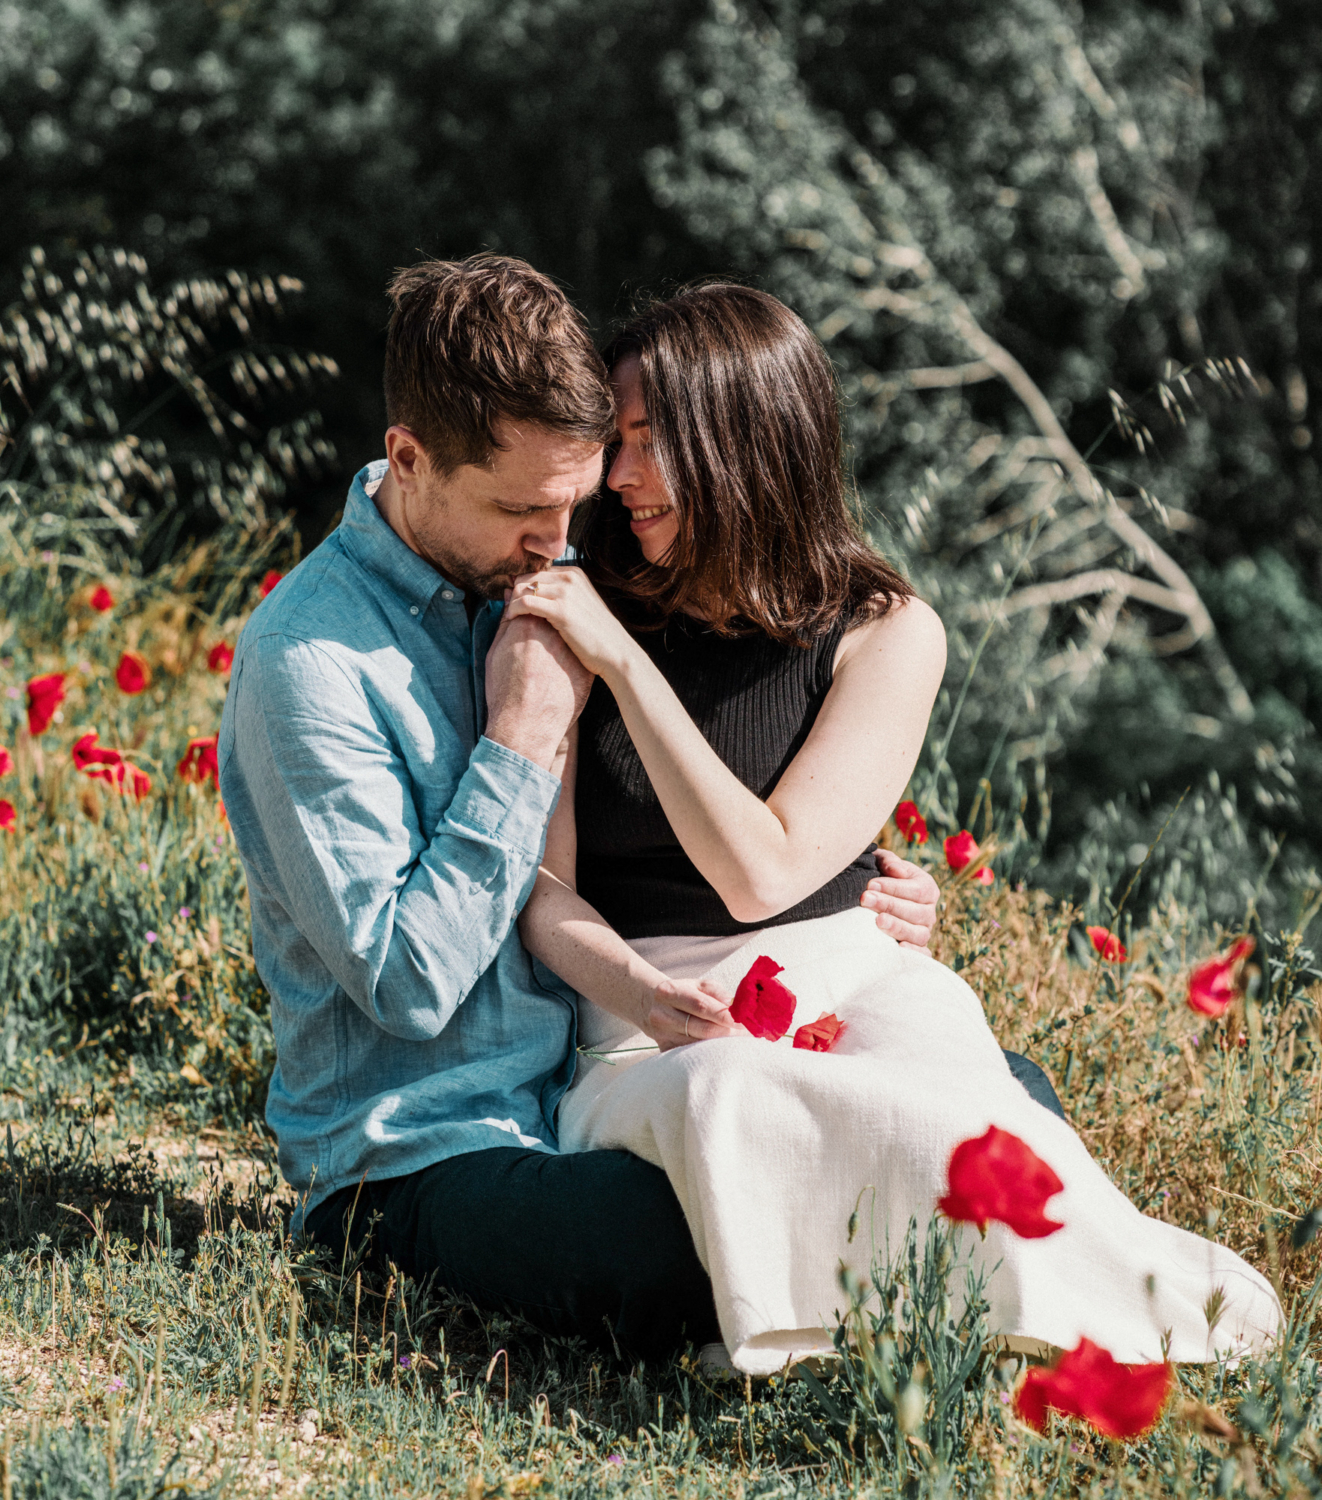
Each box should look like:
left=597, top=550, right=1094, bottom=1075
left=431, top=546, right=553, bottom=601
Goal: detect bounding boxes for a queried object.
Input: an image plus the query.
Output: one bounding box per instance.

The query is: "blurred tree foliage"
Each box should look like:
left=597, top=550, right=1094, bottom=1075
left=1, top=0, right=1319, bottom=915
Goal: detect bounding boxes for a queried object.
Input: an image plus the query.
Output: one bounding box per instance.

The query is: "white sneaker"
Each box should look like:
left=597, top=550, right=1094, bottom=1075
left=697, top=1341, right=735, bottom=1374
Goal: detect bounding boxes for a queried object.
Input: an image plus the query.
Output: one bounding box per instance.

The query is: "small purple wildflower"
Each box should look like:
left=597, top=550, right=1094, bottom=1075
left=607, top=1455, right=624, bottom=1467
left=4, top=687, right=18, bottom=700
left=145, top=931, right=158, bottom=944
left=179, top=906, right=192, bottom=920
left=78, top=661, right=92, bottom=675
left=990, top=919, right=1002, bottom=929
left=999, top=1391, right=1011, bottom=1404
left=109, top=1377, right=126, bottom=1391
left=398, top=1354, right=411, bottom=1369
left=1070, top=1443, right=1080, bottom=1453
left=41, top=551, right=54, bottom=563
left=137, top=861, right=149, bottom=873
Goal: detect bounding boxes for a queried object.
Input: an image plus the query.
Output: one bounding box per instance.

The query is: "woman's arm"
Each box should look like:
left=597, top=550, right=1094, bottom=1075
left=518, top=726, right=738, bottom=1049
left=505, top=570, right=947, bottom=925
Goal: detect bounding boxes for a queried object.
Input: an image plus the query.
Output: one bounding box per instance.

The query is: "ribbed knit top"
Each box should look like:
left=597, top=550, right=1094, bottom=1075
left=575, top=612, right=877, bottom=938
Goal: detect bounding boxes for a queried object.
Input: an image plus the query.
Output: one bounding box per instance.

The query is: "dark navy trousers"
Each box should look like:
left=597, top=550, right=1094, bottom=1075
left=305, top=1052, right=1064, bottom=1360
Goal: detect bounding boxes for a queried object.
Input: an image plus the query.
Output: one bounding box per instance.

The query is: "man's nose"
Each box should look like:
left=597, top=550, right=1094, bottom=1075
left=522, top=506, right=574, bottom=560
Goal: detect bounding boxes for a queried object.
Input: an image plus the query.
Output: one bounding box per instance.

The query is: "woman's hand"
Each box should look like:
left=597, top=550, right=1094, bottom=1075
left=504, top=567, right=639, bottom=679
left=647, top=977, right=739, bottom=1052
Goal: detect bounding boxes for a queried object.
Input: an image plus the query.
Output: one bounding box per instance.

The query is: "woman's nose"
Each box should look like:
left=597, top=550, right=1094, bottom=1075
left=606, top=445, right=636, bottom=493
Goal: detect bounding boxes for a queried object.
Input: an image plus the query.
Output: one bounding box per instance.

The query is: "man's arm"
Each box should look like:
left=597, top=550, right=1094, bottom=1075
left=861, top=849, right=940, bottom=949
left=229, top=614, right=590, bottom=1041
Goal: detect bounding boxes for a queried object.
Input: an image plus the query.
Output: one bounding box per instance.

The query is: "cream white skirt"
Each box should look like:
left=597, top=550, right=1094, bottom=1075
left=557, top=907, right=1281, bottom=1376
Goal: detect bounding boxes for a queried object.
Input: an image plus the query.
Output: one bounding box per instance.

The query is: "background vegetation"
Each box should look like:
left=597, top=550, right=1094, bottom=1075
left=3, top=0, right=1321, bottom=915
left=3, top=0, right=1322, bottom=1495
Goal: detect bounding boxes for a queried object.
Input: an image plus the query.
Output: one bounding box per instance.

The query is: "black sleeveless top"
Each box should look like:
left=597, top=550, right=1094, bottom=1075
left=575, top=613, right=877, bottom=938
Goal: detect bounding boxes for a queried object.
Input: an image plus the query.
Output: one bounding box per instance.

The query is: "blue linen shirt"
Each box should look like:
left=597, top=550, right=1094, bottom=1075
left=218, top=460, right=577, bottom=1213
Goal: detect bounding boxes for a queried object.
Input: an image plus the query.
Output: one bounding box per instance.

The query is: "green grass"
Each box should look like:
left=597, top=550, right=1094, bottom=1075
left=1, top=494, right=1321, bottom=1497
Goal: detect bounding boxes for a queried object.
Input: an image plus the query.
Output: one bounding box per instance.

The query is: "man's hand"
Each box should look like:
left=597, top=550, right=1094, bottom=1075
left=861, top=849, right=940, bottom=950
left=648, top=977, right=739, bottom=1052
left=485, top=609, right=594, bottom=770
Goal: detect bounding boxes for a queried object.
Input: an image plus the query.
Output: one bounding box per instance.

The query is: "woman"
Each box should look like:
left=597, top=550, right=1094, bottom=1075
left=507, top=284, right=1280, bottom=1375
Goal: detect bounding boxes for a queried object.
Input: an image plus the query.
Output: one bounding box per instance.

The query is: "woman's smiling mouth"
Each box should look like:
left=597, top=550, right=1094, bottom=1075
left=629, top=505, right=672, bottom=530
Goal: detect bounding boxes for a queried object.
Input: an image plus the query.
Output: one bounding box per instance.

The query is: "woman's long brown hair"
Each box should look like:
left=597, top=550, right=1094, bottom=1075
left=579, top=282, right=913, bottom=643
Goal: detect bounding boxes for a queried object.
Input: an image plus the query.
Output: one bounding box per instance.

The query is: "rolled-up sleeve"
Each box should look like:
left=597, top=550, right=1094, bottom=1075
left=234, top=632, right=559, bottom=1040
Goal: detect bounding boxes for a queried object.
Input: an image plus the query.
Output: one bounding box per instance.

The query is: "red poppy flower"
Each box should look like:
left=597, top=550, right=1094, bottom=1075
left=944, top=829, right=992, bottom=884
left=207, top=641, right=234, bottom=674
left=26, top=673, right=66, bottom=735
left=177, top=734, right=220, bottom=788
left=894, top=800, right=929, bottom=845
left=1086, top=925, right=1128, bottom=963
left=121, top=763, right=152, bottom=801
left=793, top=1012, right=845, bottom=1052
left=1015, top=1337, right=1172, bottom=1440
left=1188, top=936, right=1255, bottom=1018
left=89, top=585, right=115, bottom=613
left=730, top=955, right=797, bottom=1041
left=114, top=650, right=152, bottom=695
left=0, top=799, right=14, bottom=832
left=72, top=731, right=124, bottom=778
left=938, top=1124, right=1065, bottom=1239
left=0, top=747, right=11, bottom=778
left=258, top=569, right=283, bottom=598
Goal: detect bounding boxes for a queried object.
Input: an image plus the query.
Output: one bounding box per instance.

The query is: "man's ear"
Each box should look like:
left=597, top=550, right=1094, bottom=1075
left=384, top=426, right=428, bottom=490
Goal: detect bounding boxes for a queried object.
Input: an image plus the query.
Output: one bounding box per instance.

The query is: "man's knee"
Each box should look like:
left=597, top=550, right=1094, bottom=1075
left=578, top=1151, right=718, bottom=1355
left=568, top=1151, right=696, bottom=1282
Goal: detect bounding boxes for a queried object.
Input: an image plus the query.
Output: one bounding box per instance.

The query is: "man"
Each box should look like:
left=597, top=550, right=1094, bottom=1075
left=219, top=254, right=949, bottom=1360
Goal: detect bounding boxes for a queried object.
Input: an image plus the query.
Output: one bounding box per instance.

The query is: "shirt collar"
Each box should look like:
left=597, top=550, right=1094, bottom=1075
left=338, top=460, right=468, bottom=615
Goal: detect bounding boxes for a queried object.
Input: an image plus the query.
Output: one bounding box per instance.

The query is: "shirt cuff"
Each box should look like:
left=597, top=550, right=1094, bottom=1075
left=443, top=735, right=561, bottom=855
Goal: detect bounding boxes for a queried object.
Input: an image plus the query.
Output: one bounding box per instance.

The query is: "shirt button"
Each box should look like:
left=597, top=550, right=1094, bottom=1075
left=409, top=605, right=419, bottom=616
left=441, top=590, right=455, bottom=601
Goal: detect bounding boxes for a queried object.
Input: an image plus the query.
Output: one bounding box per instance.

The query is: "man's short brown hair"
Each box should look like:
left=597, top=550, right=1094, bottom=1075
left=383, top=254, right=615, bottom=472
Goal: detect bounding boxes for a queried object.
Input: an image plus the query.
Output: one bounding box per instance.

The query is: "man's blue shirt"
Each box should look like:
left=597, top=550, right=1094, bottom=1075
left=218, top=461, right=577, bottom=1212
